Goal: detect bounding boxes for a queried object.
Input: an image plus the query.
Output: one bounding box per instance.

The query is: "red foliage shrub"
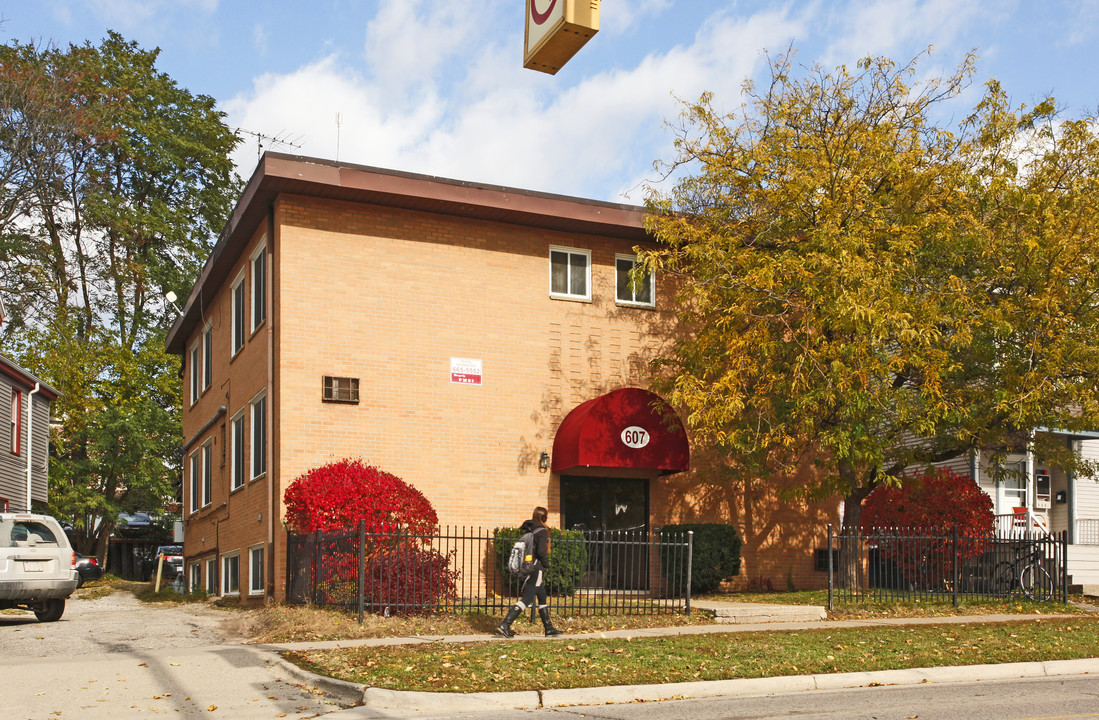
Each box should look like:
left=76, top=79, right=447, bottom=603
left=860, top=468, right=995, bottom=588
left=312, top=539, right=459, bottom=614
left=283, top=459, right=438, bottom=534
left=861, top=467, right=994, bottom=536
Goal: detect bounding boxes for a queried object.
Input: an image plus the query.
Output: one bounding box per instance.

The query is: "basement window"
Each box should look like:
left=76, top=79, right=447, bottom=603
left=323, top=376, right=359, bottom=404
left=814, top=548, right=840, bottom=572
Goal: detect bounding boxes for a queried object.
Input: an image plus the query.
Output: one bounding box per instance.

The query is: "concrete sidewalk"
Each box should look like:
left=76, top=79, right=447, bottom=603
left=256, top=607, right=1099, bottom=717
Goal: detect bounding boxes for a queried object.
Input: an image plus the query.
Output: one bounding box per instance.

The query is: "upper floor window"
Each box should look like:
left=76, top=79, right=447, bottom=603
left=615, top=255, right=655, bottom=307
left=203, top=325, right=213, bottom=390
left=189, top=343, right=201, bottom=406
left=230, top=411, right=245, bottom=491
left=189, top=449, right=200, bottom=513
left=202, top=440, right=213, bottom=508
left=549, top=247, right=590, bottom=301
left=10, top=388, right=20, bottom=456
left=251, top=245, right=266, bottom=332
left=251, top=391, right=266, bottom=479
left=231, top=272, right=246, bottom=355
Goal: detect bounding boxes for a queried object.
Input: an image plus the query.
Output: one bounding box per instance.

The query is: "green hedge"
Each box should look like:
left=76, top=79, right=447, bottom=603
left=492, top=527, right=587, bottom=596
left=659, top=523, right=742, bottom=594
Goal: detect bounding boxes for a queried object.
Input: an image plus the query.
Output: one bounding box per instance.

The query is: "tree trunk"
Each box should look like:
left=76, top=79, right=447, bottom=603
left=838, top=466, right=877, bottom=592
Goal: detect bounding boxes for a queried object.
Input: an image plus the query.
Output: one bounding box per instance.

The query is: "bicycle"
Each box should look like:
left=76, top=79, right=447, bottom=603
left=990, top=542, right=1054, bottom=602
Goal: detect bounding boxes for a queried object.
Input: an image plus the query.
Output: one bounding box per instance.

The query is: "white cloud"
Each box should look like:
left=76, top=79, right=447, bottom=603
left=224, top=5, right=807, bottom=201
left=821, top=0, right=994, bottom=65
left=599, top=0, right=673, bottom=35
left=363, top=0, right=494, bottom=93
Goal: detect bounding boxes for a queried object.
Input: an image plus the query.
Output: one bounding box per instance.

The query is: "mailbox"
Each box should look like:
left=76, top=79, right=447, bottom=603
left=1035, top=469, right=1051, bottom=510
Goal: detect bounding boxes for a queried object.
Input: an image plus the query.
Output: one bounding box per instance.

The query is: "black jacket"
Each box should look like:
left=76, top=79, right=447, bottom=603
left=520, top=519, right=550, bottom=569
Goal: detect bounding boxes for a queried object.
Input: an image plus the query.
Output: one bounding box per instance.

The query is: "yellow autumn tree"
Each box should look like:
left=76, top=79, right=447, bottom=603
left=642, top=50, right=1099, bottom=547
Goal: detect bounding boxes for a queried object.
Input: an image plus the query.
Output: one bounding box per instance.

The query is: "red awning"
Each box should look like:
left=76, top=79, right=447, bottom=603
left=551, top=388, right=689, bottom=475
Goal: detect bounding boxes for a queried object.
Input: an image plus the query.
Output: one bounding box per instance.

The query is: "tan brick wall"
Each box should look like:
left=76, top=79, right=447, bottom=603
left=273, top=195, right=662, bottom=528
left=178, top=191, right=841, bottom=600
left=180, top=221, right=273, bottom=600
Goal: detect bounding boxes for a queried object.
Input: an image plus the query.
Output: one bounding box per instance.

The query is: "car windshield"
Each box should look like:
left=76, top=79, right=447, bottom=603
left=157, top=546, right=182, bottom=556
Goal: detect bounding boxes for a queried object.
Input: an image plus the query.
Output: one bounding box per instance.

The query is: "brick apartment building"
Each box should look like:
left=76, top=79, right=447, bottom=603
left=165, top=153, right=840, bottom=602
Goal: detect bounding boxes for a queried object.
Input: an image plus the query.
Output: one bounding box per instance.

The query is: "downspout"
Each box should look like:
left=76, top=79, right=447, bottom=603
left=266, top=205, right=275, bottom=602
left=26, top=383, right=40, bottom=511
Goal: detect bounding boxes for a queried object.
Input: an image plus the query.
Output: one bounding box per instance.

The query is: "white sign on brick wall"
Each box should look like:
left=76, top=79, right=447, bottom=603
left=450, top=357, right=482, bottom=385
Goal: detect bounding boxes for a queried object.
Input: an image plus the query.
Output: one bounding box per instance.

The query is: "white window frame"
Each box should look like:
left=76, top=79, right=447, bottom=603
left=250, top=390, right=266, bottom=479
left=250, top=243, right=266, bottom=333
left=202, top=323, right=213, bottom=390
left=189, top=563, right=202, bottom=593
left=189, top=342, right=201, bottom=406
left=205, top=557, right=217, bottom=594
left=201, top=440, right=213, bottom=508
left=188, top=449, right=200, bottom=514
left=614, top=254, right=656, bottom=308
left=548, top=246, right=591, bottom=302
left=9, top=388, right=20, bottom=456
left=221, top=552, right=240, bottom=596
left=230, top=410, right=246, bottom=491
left=248, top=544, right=265, bottom=596
left=230, top=270, right=246, bottom=356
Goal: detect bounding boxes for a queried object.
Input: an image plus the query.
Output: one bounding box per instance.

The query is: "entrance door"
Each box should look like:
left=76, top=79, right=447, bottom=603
left=561, top=476, right=649, bottom=590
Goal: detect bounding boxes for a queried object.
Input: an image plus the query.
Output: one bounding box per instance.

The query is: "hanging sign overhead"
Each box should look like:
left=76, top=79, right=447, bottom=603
left=524, top=0, right=600, bottom=75
left=450, top=357, right=482, bottom=385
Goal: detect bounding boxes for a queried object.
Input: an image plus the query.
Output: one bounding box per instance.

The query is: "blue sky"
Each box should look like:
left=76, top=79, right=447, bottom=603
left=6, top=1, right=1099, bottom=203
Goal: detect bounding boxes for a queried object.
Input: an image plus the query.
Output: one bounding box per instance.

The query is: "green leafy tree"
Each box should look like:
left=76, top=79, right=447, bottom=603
left=642, top=50, right=1099, bottom=581
left=0, top=33, right=240, bottom=557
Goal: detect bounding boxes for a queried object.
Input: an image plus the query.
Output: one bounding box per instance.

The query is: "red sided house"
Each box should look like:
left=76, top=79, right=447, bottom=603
left=0, top=352, right=59, bottom=513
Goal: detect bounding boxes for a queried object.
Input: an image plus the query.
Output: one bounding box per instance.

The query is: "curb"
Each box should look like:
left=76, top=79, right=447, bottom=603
left=271, top=654, right=370, bottom=707
left=539, top=659, right=1099, bottom=708
left=286, top=655, right=1099, bottom=714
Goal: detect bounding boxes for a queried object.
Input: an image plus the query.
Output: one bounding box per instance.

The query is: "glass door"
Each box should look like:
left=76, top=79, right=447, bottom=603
left=561, top=476, right=649, bottom=590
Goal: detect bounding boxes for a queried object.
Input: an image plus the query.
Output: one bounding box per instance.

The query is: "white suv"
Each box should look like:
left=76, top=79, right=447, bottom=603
left=0, top=512, right=78, bottom=622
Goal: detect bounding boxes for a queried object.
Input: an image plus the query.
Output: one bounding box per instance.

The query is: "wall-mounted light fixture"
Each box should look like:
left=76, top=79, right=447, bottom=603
left=539, top=451, right=550, bottom=472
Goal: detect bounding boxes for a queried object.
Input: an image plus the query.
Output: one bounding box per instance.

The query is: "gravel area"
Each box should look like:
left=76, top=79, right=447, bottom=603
left=0, top=585, right=242, bottom=657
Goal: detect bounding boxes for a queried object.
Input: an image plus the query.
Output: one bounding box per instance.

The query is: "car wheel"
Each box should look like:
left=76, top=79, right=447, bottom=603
left=75, top=572, right=84, bottom=589
left=34, top=598, right=65, bottom=622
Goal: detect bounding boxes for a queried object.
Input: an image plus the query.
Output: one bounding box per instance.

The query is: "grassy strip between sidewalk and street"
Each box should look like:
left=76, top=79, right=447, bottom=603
left=284, top=617, right=1099, bottom=694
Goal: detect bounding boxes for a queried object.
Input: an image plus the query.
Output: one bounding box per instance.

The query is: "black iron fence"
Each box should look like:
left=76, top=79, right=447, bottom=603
left=827, top=525, right=1069, bottom=609
left=286, top=523, right=694, bottom=620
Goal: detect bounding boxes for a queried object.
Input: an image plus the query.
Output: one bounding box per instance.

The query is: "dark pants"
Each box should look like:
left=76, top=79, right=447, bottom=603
left=517, top=566, right=547, bottom=610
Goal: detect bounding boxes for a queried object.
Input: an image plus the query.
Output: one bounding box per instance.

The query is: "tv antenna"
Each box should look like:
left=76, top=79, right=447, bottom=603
left=335, top=112, right=343, bottom=162
left=236, top=128, right=305, bottom=160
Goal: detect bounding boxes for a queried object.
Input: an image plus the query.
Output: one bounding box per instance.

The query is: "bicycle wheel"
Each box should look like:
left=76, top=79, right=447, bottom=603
left=1019, top=563, right=1054, bottom=602
left=991, top=561, right=1016, bottom=596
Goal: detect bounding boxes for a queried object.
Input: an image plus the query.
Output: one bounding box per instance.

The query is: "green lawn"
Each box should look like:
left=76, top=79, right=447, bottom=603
left=287, top=617, right=1099, bottom=693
